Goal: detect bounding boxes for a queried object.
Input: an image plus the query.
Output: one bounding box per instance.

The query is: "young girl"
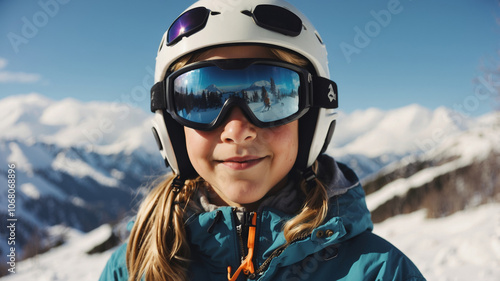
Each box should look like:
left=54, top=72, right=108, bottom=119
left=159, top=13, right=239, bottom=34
left=100, top=0, right=425, bottom=280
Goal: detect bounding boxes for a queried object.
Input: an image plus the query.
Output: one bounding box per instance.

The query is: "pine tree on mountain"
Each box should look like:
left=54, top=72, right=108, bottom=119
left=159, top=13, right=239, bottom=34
left=262, top=86, right=271, bottom=111
left=270, top=77, right=277, bottom=99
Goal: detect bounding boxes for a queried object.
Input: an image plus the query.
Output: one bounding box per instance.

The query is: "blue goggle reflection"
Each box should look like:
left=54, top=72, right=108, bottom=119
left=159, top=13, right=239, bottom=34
left=166, top=59, right=312, bottom=130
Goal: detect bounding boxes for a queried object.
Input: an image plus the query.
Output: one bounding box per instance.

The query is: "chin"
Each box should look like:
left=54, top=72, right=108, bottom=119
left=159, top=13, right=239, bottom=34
left=213, top=179, right=272, bottom=207
left=230, top=194, right=262, bottom=205
left=227, top=189, right=266, bottom=206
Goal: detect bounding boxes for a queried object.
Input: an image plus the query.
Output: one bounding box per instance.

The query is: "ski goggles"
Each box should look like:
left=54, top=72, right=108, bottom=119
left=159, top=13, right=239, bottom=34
left=167, top=5, right=303, bottom=46
left=151, top=59, right=338, bottom=130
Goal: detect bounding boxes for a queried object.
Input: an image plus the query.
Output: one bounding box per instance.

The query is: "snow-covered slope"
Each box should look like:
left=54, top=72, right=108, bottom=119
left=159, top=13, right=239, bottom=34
left=363, top=111, right=500, bottom=222
left=374, top=203, right=500, bottom=281
left=0, top=94, right=165, bottom=265
left=0, top=225, right=114, bottom=280
left=366, top=125, right=500, bottom=212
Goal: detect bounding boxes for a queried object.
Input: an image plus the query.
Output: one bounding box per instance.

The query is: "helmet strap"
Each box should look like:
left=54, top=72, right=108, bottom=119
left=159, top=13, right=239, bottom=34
left=171, top=175, right=186, bottom=195
left=301, top=166, right=317, bottom=189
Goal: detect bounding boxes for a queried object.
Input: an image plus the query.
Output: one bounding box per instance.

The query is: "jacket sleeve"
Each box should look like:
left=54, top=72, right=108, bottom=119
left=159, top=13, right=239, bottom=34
left=99, top=243, right=129, bottom=281
left=349, top=231, right=427, bottom=281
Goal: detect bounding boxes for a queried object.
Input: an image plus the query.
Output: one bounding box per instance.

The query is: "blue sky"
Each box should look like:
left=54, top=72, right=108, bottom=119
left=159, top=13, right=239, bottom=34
left=173, top=65, right=299, bottom=94
left=1, top=0, right=499, bottom=116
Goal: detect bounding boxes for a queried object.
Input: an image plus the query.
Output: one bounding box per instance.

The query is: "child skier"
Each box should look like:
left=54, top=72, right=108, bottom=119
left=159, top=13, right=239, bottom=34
left=100, top=0, right=426, bottom=280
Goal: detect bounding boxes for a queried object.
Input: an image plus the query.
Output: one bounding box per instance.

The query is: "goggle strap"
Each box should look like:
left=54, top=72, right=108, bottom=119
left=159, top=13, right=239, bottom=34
left=151, top=80, right=166, bottom=112
left=312, top=76, right=338, bottom=109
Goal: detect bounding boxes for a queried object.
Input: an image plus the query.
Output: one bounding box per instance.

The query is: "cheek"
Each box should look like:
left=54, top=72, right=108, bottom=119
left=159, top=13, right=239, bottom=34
left=184, top=128, right=216, bottom=166
left=268, top=122, right=299, bottom=164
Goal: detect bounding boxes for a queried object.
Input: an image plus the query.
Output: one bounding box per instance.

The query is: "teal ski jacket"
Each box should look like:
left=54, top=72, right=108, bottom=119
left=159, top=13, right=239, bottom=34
left=100, top=155, right=426, bottom=281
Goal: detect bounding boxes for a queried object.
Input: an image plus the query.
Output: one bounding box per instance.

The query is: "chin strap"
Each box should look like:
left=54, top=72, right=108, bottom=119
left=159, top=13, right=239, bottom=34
left=227, top=213, right=257, bottom=281
left=302, top=166, right=318, bottom=189
left=171, top=175, right=185, bottom=195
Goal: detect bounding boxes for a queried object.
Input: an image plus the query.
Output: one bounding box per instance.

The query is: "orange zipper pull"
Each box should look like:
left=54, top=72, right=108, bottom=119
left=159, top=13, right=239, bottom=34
left=227, top=213, right=257, bottom=281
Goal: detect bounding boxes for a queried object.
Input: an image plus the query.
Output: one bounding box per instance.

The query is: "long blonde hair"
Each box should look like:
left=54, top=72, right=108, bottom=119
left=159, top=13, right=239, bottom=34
left=126, top=47, right=329, bottom=281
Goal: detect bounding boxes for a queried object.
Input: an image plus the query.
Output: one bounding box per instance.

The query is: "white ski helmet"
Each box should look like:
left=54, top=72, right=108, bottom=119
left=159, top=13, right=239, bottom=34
left=150, top=0, right=338, bottom=181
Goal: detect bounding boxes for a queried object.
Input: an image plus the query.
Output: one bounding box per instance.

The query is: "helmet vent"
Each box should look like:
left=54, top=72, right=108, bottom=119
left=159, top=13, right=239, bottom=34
left=241, top=10, right=252, bottom=17
left=315, top=31, right=324, bottom=45
left=158, top=37, right=165, bottom=52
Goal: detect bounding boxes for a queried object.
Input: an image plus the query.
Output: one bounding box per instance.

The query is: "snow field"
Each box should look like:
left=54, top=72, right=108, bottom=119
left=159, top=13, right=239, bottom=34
left=373, top=203, right=500, bottom=281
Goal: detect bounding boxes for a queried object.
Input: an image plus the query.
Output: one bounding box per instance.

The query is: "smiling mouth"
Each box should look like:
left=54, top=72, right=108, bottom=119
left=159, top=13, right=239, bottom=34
left=218, top=157, right=265, bottom=170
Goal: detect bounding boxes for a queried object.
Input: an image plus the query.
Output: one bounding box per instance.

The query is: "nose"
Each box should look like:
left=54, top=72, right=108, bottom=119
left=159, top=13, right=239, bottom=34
left=220, top=107, right=257, bottom=144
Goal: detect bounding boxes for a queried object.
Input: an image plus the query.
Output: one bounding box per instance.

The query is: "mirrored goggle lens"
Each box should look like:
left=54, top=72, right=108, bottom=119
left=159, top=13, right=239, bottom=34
left=167, top=7, right=210, bottom=45
left=172, top=64, right=302, bottom=125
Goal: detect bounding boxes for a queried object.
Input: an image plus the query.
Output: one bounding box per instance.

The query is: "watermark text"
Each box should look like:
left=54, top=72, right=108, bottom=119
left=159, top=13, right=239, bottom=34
left=6, top=163, right=17, bottom=274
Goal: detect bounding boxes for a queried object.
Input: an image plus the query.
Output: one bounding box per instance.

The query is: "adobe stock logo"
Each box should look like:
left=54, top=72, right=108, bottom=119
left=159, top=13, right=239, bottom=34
left=7, top=0, right=71, bottom=54
left=340, top=0, right=404, bottom=63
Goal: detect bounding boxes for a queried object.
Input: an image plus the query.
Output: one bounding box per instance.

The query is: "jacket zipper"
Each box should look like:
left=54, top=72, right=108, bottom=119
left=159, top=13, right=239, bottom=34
left=233, top=208, right=246, bottom=263
left=236, top=224, right=245, bottom=262
left=229, top=209, right=257, bottom=281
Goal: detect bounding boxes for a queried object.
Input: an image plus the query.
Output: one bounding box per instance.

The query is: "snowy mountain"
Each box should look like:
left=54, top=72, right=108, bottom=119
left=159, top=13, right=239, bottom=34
left=245, top=80, right=271, bottom=92
left=205, top=84, right=223, bottom=93
left=328, top=104, right=476, bottom=179
left=0, top=93, right=158, bottom=154
left=363, top=112, right=500, bottom=222
left=0, top=94, right=166, bottom=274
left=0, top=93, right=498, bottom=279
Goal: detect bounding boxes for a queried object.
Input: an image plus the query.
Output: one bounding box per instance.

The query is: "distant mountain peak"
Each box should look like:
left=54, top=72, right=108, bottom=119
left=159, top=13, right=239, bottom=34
left=245, top=80, right=271, bottom=91
left=205, top=84, right=223, bottom=93
left=0, top=93, right=156, bottom=155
